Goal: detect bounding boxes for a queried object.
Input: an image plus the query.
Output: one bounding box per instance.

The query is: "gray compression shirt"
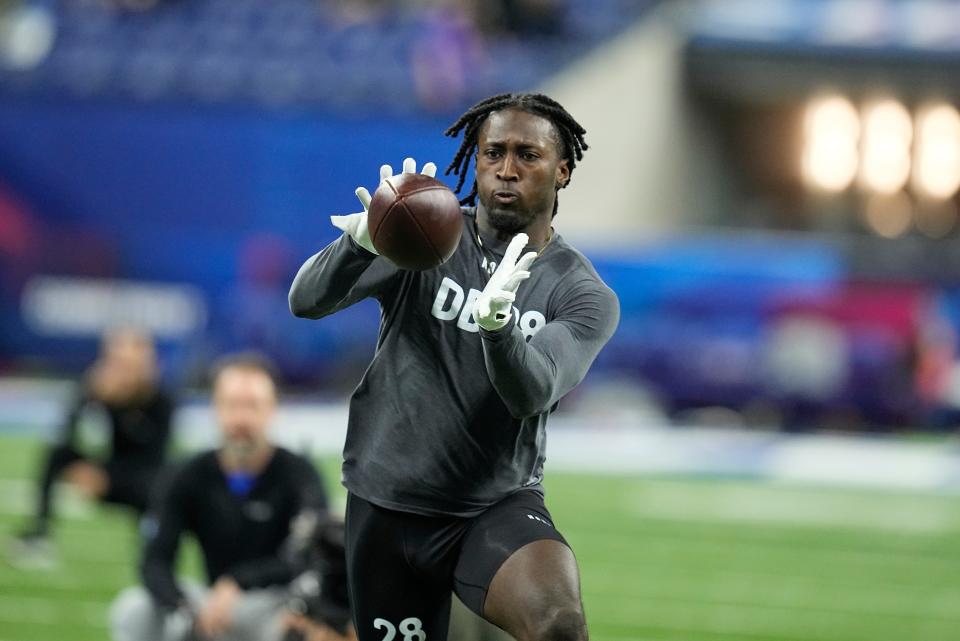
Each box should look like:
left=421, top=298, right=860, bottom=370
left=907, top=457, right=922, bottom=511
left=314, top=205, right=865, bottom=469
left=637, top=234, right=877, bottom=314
left=289, top=208, right=619, bottom=516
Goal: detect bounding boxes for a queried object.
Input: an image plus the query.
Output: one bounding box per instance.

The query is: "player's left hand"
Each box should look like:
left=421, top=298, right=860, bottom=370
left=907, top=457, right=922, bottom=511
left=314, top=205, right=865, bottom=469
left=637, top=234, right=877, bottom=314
left=196, top=577, right=241, bottom=637
left=474, top=233, right=537, bottom=331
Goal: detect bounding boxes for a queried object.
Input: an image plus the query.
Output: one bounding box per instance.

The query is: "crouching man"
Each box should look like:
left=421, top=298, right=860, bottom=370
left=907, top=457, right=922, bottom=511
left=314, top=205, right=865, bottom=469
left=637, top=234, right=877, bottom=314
left=110, top=354, right=328, bottom=641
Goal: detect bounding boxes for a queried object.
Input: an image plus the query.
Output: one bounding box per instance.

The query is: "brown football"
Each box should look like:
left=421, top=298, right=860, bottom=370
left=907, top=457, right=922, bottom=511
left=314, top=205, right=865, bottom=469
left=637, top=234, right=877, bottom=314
left=367, top=173, right=463, bottom=271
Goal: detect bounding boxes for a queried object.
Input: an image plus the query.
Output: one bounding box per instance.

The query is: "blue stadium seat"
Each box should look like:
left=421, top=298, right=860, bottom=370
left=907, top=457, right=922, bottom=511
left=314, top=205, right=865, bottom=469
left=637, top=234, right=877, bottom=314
left=0, top=0, right=659, bottom=111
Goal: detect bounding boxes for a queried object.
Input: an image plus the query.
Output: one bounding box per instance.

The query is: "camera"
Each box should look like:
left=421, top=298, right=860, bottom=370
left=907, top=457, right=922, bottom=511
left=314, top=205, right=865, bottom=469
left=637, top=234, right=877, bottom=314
left=282, top=512, right=351, bottom=639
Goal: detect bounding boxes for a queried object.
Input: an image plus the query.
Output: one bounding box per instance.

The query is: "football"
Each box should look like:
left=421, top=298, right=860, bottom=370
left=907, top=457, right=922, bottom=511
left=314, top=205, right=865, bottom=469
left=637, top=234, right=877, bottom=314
left=367, top=173, right=463, bottom=271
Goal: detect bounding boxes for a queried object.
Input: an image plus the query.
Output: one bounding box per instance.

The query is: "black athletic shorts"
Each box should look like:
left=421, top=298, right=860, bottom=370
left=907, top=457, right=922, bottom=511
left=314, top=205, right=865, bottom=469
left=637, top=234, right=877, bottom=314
left=345, top=488, right=568, bottom=641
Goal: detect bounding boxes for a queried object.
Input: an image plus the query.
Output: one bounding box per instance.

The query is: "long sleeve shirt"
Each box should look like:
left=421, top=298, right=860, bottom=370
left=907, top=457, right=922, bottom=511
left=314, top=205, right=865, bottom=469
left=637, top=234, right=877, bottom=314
left=141, top=447, right=328, bottom=608
left=289, top=208, right=619, bottom=517
left=60, top=388, right=173, bottom=466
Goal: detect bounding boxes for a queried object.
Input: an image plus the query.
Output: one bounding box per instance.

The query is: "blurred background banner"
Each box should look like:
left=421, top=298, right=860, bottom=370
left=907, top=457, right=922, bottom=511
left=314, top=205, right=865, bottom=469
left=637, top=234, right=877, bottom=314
left=2, top=2, right=960, bottom=640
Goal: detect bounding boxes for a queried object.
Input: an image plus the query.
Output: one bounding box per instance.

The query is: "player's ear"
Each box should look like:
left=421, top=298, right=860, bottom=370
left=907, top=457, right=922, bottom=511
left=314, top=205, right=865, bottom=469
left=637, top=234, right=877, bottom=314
left=555, top=159, right=570, bottom=190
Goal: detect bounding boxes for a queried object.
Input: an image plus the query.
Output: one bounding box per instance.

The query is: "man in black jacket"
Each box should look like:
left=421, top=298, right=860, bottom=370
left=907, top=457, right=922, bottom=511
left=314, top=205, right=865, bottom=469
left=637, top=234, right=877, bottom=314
left=109, top=354, right=328, bottom=641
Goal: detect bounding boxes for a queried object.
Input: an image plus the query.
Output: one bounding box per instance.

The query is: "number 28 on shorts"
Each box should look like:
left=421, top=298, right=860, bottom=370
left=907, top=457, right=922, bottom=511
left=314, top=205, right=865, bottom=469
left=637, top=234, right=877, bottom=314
left=373, top=617, right=426, bottom=641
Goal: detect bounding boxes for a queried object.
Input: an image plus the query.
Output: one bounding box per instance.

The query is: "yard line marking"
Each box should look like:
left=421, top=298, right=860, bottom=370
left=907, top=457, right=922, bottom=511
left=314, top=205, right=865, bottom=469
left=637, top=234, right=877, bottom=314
left=630, top=482, right=960, bottom=533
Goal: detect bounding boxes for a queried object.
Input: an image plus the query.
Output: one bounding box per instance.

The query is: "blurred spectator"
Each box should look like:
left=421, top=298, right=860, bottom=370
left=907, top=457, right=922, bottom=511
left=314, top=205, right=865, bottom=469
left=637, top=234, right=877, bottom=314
left=10, top=328, right=173, bottom=568
left=411, top=1, right=486, bottom=111
left=106, top=0, right=172, bottom=13
left=323, top=0, right=392, bottom=26
left=912, top=299, right=957, bottom=429
left=109, top=354, right=329, bottom=641
left=474, top=0, right=566, bottom=37
left=322, top=0, right=566, bottom=37
left=0, top=182, right=41, bottom=290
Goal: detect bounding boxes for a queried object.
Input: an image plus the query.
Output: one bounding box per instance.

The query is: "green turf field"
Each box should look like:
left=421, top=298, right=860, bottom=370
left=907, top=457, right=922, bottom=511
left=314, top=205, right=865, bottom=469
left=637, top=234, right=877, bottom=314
left=1, top=434, right=959, bottom=641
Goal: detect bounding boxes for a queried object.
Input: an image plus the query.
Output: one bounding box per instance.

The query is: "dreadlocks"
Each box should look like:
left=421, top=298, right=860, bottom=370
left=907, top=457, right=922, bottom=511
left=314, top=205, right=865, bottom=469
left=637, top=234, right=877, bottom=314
left=443, top=93, right=588, bottom=217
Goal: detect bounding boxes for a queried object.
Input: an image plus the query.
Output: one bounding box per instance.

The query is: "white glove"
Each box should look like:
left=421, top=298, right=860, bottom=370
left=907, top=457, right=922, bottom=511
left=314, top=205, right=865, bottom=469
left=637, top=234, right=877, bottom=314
left=474, top=233, right=538, bottom=331
left=330, top=157, right=437, bottom=255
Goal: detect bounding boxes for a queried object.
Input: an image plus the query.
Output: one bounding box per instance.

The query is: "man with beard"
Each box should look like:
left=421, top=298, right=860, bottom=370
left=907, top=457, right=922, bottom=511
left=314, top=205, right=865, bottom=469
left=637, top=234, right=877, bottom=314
left=289, top=93, right=619, bottom=641
left=109, top=354, right=329, bottom=641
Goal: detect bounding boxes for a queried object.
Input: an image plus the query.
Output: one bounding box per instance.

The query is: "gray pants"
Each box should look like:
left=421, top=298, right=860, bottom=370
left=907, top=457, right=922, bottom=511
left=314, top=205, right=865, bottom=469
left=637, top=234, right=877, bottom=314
left=109, top=581, right=286, bottom=641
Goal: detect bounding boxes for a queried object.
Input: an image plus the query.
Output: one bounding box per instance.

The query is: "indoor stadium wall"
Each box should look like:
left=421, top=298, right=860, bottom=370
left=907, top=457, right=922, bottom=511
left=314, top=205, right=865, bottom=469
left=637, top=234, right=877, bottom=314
left=540, top=4, right=728, bottom=245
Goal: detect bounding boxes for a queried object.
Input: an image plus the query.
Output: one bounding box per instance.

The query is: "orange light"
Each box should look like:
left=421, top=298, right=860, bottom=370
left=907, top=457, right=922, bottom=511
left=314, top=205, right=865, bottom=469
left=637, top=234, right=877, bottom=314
left=913, top=103, right=960, bottom=200
left=801, top=95, right=860, bottom=192
left=859, top=99, right=912, bottom=195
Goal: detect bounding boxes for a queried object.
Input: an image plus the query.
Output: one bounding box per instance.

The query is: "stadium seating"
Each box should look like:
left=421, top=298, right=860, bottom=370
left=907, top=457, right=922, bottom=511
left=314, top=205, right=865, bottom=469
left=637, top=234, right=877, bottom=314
left=1, top=0, right=657, bottom=112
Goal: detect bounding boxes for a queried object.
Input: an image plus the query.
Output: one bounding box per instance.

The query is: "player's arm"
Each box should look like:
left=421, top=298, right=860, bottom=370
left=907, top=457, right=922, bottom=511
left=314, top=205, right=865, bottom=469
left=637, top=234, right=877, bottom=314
left=476, top=235, right=620, bottom=419
left=57, top=364, right=109, bottom=444
left=224, top=458, right=328, bottom=589
left=288, top=158, right=435, bottom=319
left=55, top=390, right=90, bottom=445
left=288, top=234, right=393, bottom=319
left=152, top=393, right=174, bottom=453
left=140, top=468, right=189, bottom=610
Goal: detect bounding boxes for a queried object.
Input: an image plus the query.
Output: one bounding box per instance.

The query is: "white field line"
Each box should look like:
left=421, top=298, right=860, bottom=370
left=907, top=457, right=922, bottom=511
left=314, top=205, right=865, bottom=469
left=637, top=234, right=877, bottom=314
left=589, top=597, right=952, bottom=640
left=630, top=481, right=960, bottom=533
left=584, top=571, right=960, bottom=620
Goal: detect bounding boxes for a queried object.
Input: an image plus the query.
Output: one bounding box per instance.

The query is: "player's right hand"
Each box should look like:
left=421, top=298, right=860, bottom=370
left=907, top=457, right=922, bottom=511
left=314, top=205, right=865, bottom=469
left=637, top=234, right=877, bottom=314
left=330, top=158, right=437, bottom=256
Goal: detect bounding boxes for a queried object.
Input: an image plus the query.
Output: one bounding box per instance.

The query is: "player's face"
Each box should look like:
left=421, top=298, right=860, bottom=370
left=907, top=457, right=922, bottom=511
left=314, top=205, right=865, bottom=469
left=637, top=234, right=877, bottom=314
left=213, top=367, right=276, bottom=458
left=475, top=108, right=570, bottom=233
left=93, top=329, right=158, bottom=403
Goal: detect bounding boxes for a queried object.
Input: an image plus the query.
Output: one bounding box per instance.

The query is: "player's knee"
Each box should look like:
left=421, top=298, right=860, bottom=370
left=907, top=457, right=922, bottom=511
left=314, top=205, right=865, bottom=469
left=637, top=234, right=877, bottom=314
left=108, top=587, right=160, bottom=641
left=528, top=604, right=587, bottom=641
left=65, top=462, right=109, bottom=498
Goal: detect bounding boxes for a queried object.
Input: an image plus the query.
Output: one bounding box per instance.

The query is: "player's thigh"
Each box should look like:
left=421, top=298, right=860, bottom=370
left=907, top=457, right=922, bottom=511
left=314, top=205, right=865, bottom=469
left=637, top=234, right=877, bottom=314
left=100, top=460, right=159, bottom=513
left=109, top=585, right=161, bottom=641
left=448, top=595, right=514, bottom=641
left=453, top=490, right=584, bottom=639
left=345, top=494, right=451, bottom=641
left=483, top=540, right=586, bottom=641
